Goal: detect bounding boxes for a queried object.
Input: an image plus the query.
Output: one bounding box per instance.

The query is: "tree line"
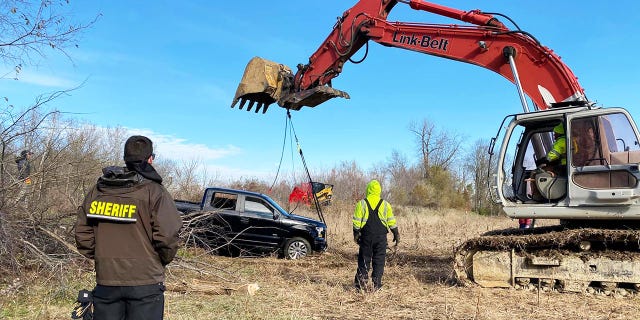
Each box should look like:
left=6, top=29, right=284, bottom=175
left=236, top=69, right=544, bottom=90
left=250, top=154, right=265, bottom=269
left=0, top=102, right=501, bottom=274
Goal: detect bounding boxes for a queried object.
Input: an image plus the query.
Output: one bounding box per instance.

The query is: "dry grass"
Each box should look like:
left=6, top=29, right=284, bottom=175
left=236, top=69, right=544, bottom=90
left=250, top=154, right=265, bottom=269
left=1, top=206, right=639, bottom=319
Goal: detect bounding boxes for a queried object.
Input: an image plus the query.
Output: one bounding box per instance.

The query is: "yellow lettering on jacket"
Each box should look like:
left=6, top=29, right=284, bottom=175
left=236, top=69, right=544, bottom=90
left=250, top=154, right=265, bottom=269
left=128, top=205, right=136, bottom=218
left=89, top=201, right=137, bottom=219
left=122, top=204, right=129, bottom=217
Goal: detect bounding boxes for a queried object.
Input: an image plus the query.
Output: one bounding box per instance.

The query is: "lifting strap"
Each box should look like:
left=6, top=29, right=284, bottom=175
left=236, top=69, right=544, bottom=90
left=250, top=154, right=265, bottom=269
left=271, top=110, right=325, bottom=224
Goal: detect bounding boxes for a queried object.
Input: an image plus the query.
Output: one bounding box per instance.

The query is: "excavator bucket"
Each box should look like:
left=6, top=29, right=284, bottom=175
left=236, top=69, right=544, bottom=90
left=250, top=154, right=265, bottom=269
left=231, top=57, right=293, bottom=114
left=231, top=57, right=350, bottom=113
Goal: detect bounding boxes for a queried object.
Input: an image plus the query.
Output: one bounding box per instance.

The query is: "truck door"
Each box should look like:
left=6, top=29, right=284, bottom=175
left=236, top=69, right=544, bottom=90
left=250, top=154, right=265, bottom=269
left=202, top=191, right=243, bottom=250
left=238, top=195, right=283, bottom=252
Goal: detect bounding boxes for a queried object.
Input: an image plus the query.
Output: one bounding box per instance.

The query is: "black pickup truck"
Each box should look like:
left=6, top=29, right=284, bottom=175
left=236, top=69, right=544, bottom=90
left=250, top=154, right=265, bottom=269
left=176, top=187, right=327, bottom=259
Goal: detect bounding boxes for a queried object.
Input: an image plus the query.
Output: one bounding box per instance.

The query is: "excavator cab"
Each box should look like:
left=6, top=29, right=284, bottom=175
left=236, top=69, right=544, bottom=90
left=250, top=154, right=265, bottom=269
left=492, top=106, right=640, bottom=220
left=461, top=105, right=640, bottom=291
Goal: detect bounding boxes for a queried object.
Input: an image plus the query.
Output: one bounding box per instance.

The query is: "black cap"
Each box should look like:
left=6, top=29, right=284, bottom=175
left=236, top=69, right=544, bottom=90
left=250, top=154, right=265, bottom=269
left=124, top=135, right=153, bottom=163
left=20, top=150, right=32, bottom=157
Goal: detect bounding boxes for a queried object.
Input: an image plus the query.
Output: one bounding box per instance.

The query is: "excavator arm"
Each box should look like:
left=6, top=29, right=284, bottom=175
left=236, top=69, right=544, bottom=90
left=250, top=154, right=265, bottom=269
left=231, top=0, right=586, bottom=113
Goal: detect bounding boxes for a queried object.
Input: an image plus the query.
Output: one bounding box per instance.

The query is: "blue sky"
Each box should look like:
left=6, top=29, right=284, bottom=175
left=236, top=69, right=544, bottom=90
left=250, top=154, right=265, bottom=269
left=4, top=1, right=640, bottom=182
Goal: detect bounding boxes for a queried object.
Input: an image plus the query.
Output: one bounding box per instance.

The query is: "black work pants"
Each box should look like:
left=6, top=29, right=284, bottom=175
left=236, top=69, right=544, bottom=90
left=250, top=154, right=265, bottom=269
left=92, top=283, right=165, bottom=320
left=355, top=233, right=387, bottom=289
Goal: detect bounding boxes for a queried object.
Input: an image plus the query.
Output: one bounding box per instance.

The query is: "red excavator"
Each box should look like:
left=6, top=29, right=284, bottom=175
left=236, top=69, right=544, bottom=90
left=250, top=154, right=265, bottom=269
left=232, top=0, right=640, bottom=295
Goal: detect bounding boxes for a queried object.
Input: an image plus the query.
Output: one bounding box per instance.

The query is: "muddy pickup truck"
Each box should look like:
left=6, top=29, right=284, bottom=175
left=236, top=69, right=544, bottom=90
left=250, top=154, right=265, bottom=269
left=176, top=187, right=327, bottom=259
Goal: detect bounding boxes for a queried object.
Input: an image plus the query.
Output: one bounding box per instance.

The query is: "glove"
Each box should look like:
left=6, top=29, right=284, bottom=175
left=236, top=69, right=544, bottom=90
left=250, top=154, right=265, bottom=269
left=535, top=157, right=549, bottom=167
left=391, top=228, right=400, bottom=246
left=353, top=229, right=361, bottom=244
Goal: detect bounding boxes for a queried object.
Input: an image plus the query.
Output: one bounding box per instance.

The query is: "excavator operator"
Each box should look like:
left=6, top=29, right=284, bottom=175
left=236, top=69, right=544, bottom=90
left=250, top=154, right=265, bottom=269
left=536, top=123, right=567, bottom=176
left=526, top=123, right=568, bottom=203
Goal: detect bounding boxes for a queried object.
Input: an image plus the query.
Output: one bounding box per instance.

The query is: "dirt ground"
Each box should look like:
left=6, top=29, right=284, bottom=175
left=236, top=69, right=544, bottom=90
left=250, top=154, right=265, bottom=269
left=1, top=206, right=639, bottom=319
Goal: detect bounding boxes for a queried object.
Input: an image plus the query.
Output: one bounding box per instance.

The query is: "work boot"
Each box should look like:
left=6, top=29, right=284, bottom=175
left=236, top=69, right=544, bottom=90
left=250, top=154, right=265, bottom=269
left=372, top=277, right=382, bottom=291
left=354, top=276, right=368, bottom=291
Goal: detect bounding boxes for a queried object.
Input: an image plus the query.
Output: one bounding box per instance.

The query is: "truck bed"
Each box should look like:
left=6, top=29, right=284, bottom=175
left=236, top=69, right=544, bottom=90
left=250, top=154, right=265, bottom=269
left=175, top=199, right=201, bottom=214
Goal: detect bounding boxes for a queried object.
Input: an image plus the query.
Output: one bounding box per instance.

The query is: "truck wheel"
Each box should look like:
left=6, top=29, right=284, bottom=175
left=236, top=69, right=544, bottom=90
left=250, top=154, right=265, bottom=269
left=284, top=237, right=311, bottom=260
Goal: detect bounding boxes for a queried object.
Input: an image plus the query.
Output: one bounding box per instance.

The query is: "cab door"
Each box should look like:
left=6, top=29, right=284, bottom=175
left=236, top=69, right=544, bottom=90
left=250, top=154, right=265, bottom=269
left=567, top=109, right=640, bottom=206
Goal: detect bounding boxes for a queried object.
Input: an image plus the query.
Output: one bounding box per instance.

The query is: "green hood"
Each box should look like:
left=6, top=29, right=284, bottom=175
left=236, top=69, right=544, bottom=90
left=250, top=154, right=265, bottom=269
left=365, top=179, right=382, bottom=204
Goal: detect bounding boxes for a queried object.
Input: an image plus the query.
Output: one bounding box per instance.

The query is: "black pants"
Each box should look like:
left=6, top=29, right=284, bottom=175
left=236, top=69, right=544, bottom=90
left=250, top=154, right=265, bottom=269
left=92, top=283, right=165, bottom=320
left=355, top=234, right=387, bottom=289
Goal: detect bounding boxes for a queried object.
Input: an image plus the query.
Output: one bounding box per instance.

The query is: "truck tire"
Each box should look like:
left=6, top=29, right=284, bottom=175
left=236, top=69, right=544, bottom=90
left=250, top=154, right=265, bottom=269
left=283, top=237, right=311, bottom=260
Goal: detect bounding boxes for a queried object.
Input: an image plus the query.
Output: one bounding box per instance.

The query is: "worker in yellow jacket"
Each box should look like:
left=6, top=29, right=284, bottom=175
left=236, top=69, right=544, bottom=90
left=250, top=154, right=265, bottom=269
left=536, top=123, right=567, bottom=176
left=352, top=179, right=399, bottom=291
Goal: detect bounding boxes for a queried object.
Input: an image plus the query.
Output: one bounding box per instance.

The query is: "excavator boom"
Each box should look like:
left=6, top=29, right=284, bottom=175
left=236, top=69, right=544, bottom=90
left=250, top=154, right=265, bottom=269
left=231, top=0, right=586, bottom=112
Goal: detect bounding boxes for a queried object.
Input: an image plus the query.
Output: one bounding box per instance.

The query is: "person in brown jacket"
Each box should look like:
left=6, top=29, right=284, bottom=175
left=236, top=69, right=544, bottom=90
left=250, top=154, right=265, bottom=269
left=75, top=135, right=182, bottom=320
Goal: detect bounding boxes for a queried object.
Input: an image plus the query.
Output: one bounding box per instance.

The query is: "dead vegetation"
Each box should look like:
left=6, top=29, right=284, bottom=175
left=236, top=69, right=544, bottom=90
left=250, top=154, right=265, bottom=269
left=1, top=204, right=639, bottom=319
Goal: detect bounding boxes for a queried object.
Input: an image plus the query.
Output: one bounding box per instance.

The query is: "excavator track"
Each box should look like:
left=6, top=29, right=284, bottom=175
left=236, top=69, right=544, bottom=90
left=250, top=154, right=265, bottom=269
left=454, top=226, right=640, bottom=296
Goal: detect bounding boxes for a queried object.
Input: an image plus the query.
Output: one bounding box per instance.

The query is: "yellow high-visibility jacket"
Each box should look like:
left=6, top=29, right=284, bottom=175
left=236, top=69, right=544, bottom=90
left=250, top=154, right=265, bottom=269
left=546, top=136, right=567, bottom=165
left=353, top=180, right=397, bottom=231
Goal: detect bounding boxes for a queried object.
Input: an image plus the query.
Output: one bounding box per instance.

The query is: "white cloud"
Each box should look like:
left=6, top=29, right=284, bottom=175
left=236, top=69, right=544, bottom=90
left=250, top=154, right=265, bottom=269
left=18, top=71, right=77, bottom=88
left=124, top=127, right=274, bottom=181
left=125, top=128, right=240, bottom=160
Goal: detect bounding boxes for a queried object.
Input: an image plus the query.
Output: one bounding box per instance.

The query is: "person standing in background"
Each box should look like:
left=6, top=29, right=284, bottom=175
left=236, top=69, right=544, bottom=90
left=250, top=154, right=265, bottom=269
left=352, top=179, right=399, bottom=291
left=15, top=149, right=33, bottom=204
left=16, top=149, right=33, bottom=184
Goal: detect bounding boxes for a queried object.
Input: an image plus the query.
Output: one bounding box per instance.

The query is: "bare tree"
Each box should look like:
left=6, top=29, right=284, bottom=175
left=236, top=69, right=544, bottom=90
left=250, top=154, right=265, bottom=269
left=0, top=0, right=97, bottom=278
left=163, top=158, right=207, bottom=202
left=0, top=110, right=128, bottom=277
left=379, top=150, right=419, bottom=205
left=464, top=138, right=500, bottom=215
left=409, top=118, right=463, bottom=178
left=1, top=89, right=73, bottom=209
left=0, top=0, right=98, bottom=70
left=324, top=160, right=366, bottom=202
left=405, top=119, right=469, bottom=208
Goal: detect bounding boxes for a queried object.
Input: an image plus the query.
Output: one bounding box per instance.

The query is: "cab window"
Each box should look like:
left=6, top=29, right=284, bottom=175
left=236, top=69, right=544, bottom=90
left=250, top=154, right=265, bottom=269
left=571, top=113, right=640, bottom=167
left=210, top=192, right=237, bottom=210
left=244, top=196, right=274, bottom=218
